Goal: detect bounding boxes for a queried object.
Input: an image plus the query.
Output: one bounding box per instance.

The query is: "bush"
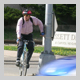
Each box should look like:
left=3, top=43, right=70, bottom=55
left=4, top=4, right=76, bottom=26
left=4, top=7, right=22, bottom=26
left=20, top=4, right=76, bottom=25
left=20, top=4, right=45, bottom=24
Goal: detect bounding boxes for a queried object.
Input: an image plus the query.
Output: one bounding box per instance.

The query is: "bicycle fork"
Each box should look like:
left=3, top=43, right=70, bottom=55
left=20, top=42, right=28, bottom=76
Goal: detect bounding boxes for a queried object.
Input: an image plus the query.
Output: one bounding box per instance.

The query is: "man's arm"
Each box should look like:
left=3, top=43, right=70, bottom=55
left=37, top=19, right=45, bottom=36
left=16, top=17, right=23, bottom=39
left=16, top=17, right=23, bottom=43
left=31, top=16, right=45, bottom=36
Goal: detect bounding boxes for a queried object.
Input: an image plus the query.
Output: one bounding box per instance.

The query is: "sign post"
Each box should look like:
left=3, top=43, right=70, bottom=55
left=38, top=4, right=55, bottom=69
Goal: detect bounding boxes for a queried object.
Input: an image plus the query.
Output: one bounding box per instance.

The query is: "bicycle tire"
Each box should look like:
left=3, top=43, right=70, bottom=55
left=19, top=67, right=22, bottom=76
left=24, top=65, right=27, bottom=76
left=19, top=51, right=27, bottom=76
left=24, top=52, right=28, bottom=76
left=18, top=40, right=29, bottom=76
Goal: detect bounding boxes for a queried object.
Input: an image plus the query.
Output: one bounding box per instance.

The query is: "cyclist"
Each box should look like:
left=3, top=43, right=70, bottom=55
left=16, top=9, right=45, bottom=69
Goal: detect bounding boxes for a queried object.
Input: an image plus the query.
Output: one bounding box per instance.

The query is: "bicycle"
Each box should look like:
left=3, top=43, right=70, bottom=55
left=18, top=40, right=35, bottom=76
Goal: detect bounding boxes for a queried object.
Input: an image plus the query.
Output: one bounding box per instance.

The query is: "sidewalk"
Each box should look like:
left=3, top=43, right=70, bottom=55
left=4, top=50, right=65, bottom=76
left=4, top=50, right=41, bottom=76
left=4, top=50, right=40, bottom=62
left=4, top=50, right=65, bottom=62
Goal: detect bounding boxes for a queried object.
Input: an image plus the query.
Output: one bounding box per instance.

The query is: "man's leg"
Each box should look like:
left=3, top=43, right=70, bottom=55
left=16, top=40, right=24, bottom=66
left=27, top=41, right=34, bottom=68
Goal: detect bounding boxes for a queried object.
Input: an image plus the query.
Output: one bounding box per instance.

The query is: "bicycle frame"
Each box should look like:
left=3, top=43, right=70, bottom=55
left=21, top=41, right=27, bottom=62
left=19, top=40, right=28, bottom=76
left=19, top=40, right=35, bottom=76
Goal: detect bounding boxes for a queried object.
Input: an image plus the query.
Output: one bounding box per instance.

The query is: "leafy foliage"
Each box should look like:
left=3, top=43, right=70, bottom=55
left=4, top=4, right=76, bottom=26
left=4, top=7, right=22, bottom=26
left=20, top=4, right=76, bottom=25
left=53, top=4, right=76, bottom=25
left=20, top=4, right=45, bottom=24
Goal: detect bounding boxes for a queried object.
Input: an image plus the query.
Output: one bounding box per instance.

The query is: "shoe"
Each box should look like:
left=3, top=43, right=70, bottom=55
left=16, top=60, right=20, bottom=67
left=26, top=63, right=30, bottom=69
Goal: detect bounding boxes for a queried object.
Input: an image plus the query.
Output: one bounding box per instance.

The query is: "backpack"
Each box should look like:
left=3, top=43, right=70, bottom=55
left=22, top=17, right=33, bottom=25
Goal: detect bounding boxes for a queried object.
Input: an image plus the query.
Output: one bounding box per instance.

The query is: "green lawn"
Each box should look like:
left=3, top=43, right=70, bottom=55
left=4, top=45, right=76, bottom=56
left=4, top=29, right=42, bottom=40
left=4, top=29, right=16, bottom=40
left=4, top=29, right=76, bottom=56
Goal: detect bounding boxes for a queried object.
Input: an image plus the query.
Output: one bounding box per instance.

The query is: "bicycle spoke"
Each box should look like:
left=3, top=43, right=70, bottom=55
left=22, top=62, right=27, bottom=76
left=19, top=65, right=22, bottom=76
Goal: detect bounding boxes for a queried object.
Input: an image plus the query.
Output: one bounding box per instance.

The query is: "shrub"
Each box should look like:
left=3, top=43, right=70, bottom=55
left=4, top=7, right=22, bottom=26
left=20, top=4, right=76, bottom=25
left=20, top=4, right=45, bottom=24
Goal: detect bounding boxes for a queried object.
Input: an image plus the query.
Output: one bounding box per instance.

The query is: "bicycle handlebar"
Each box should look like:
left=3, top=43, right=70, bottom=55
left=23, top=40, right=33, bottom=43
left=17, top=39, right=33, bottom=42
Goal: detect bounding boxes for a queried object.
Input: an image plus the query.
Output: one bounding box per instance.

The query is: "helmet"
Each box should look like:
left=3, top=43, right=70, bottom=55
left=22, top=9, right=32, bottom=15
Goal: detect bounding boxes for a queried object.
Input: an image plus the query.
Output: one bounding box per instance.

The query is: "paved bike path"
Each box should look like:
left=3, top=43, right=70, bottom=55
left=4, top=50, right=65, bottom=62
left=4, top=50, right=40, bottom=62
left=4, top=50, right=65, bottom=76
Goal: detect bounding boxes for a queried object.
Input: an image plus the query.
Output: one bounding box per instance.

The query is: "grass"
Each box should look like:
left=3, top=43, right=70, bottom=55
left=4, top=29, right=76, bottom=56
left=51, top=47, right=76, bottom=56
left=4, top=45, right=76, bottom=56
left=4, top=29, right=16, bottom=40
left=4, top=29, right=42, bottom=40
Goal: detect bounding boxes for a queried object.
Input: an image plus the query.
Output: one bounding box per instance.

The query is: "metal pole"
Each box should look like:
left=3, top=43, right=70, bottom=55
left=51, top=11, right=55, bottom=40
left=44, top=4, right=53, bottom=53
left=38, top=4, right=55, bottom=70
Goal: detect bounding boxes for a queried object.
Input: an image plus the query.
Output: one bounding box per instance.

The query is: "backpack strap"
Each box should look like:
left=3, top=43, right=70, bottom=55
left=22, top=17, right=33, bottom=25
left=30, top=17, right=33, bottom=24
left=22, top=17, right=24, bottom=25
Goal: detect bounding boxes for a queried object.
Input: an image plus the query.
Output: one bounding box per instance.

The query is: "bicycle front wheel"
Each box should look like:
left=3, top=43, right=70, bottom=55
left=22, top=62, right=27, bottom=76
left=19, top=64, right=22, bottom=76
left=19, top=51, right=27, bottom=76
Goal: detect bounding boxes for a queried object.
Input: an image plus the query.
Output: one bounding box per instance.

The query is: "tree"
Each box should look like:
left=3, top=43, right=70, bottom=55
left=4, top=7, right=22, bottom=26
left=4, top=4, right=76, bottom=26
left=21, top=4, right=76, bottom=25
left=20, top=4, right=45, bottom=24
left=53, top=4, right=76, bottom=25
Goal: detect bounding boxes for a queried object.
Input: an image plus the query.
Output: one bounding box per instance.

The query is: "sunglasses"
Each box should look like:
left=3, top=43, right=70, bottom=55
left=24, top=14, right=30, bottom=17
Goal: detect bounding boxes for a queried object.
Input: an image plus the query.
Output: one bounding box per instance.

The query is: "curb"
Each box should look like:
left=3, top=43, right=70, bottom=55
left=4, top=39, right=42, bottom=44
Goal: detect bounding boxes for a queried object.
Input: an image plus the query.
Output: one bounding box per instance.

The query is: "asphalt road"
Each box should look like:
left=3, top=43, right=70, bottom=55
left=4, top=63, right=39, bottom=76
left=4, top=50, right=65, bottom=76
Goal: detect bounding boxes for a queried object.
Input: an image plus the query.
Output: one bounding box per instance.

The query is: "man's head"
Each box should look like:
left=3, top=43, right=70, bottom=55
left=22, top=9, right=32, bottom=21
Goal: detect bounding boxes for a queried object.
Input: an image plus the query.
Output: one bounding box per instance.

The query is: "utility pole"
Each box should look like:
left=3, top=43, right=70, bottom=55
left=44, top=4, right=52, bottom=53
left=38, top=4, right=55, bottom=69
